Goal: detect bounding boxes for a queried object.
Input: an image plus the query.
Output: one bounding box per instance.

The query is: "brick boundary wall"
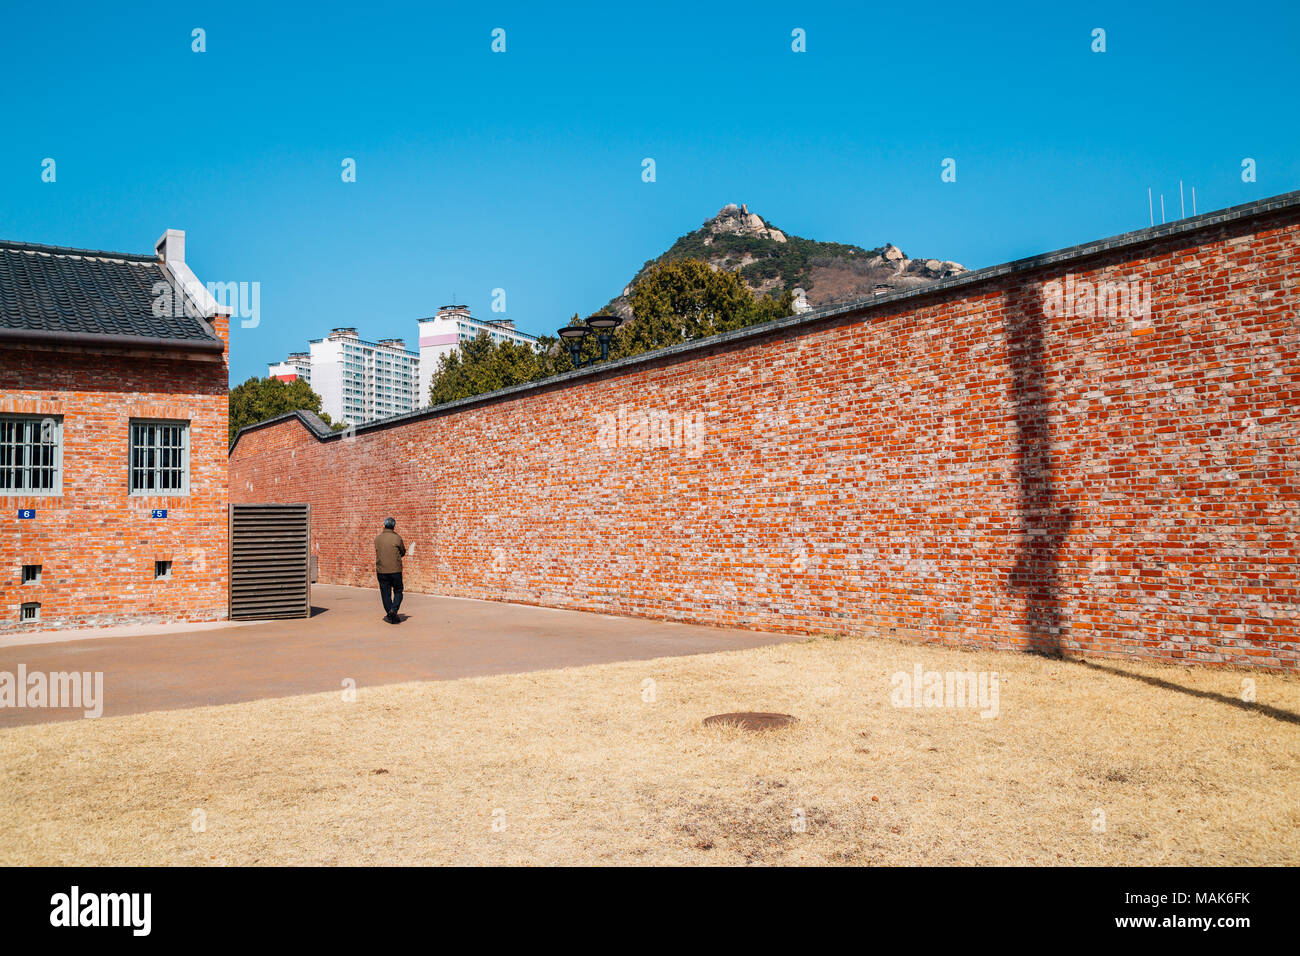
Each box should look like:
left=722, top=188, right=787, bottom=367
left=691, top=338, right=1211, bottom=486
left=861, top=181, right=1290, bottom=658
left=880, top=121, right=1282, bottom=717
left=231, top=197, right=1300, bottom=670
left=0, top=320, right=230, bottom=634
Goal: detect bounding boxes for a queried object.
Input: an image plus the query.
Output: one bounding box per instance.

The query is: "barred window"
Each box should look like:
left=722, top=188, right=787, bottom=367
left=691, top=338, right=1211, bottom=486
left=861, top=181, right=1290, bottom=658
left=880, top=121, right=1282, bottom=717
left=0, top=416, right=62, bottom=495
left=129, top=420, right=190, bottom=495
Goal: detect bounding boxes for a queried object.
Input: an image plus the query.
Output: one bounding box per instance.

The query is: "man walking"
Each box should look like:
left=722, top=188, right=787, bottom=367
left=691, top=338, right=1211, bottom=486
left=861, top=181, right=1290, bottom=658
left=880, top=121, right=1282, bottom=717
left=374, top=516, right=407, bottom=624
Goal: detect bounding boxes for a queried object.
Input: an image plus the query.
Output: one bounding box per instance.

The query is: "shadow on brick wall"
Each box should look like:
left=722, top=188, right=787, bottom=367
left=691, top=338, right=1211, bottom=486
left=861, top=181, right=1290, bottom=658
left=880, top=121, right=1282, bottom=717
left=1005, top=282, right=1075, bottom=658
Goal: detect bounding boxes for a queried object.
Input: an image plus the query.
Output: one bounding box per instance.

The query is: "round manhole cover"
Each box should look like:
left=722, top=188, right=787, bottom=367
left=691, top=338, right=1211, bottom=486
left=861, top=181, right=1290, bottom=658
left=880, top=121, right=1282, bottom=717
left=702, top=712, right=799, bottom=731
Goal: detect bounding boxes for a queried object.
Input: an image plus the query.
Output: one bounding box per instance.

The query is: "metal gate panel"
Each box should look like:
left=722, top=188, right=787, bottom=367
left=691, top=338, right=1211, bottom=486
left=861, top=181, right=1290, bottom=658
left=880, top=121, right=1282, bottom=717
left=229, top=503, right=311, bottom=620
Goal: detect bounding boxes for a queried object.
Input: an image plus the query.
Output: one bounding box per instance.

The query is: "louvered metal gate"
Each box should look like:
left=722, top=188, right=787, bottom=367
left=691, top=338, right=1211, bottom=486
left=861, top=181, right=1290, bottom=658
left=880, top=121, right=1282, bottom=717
left=229, top=503, right=311, bottom=620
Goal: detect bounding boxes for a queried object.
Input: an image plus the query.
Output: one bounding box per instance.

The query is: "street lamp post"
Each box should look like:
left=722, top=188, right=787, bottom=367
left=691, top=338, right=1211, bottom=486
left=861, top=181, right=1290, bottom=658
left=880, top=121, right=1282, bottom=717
left=557, top=314, right=623, bottom=369
left=586, top=314, right=621, bottom=361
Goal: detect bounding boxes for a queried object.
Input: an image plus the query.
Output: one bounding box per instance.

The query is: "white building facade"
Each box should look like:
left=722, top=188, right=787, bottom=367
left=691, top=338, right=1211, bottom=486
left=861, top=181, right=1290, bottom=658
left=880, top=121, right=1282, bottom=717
left=305, top=329, right=419, bottom=426
left=417, top=305, right=540, bottom=404
left=268, top=351, right=312, bottom=384
left=267, top=307, right=535, bottom=424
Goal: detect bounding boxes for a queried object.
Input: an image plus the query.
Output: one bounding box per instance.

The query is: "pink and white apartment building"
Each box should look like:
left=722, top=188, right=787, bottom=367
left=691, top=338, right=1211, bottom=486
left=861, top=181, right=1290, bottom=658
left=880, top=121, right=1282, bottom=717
left=415, top=304, right=540, bottom=402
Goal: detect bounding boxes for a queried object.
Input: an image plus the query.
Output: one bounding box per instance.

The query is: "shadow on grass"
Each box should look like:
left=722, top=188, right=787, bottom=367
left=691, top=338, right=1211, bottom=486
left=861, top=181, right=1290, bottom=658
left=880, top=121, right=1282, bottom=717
left=1077, top=658, right=1300, bottom=726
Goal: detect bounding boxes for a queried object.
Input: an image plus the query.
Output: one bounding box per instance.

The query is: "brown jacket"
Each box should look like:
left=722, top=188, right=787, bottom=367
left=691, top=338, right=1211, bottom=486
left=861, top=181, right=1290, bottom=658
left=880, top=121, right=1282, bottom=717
left=374, top=529, right=407, bottom=574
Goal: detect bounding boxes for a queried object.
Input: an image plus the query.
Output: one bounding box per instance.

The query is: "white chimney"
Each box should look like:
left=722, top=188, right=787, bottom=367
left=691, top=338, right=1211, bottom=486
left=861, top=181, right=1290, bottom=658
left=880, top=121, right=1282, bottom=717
left=155, top=228, right=185, bottom=264
left=154, top=228, right=221, bottom=319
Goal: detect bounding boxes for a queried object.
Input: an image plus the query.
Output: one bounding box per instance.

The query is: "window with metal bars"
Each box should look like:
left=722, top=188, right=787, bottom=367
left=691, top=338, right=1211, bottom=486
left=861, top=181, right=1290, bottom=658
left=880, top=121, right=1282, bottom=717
left=128, top=420, right=190, bottom=495
left=0, top=416, right=62, bottom=495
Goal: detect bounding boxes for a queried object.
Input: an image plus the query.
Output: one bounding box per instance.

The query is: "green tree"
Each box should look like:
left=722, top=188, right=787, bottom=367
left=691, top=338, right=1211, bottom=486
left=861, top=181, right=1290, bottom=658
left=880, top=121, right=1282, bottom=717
left=616, top=257, right=793, bottom=356
left=228, top=376, right=344, bottom=444
left=427, top=332, right=564, bottom=405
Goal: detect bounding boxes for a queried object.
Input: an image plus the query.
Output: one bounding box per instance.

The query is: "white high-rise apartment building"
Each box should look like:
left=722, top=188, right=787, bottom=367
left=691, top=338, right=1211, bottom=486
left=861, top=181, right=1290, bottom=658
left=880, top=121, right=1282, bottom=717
left=267, top=308, right=534, bottom=424
left=306, top=328, right=419, bottom=426
left=417, top=304, right=540, bottom=403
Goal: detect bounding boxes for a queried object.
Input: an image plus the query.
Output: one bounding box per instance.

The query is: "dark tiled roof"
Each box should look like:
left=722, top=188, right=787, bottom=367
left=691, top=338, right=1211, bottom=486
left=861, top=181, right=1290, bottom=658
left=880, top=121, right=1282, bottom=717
left=0, top=239, right=224, bottom=349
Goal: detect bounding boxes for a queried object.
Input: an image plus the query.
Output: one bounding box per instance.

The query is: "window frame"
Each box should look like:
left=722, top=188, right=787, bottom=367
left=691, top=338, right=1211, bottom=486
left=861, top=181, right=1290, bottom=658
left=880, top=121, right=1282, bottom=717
left=128, top=419, right=191, bottom=497
left=0, top=415, right=64, bottom=497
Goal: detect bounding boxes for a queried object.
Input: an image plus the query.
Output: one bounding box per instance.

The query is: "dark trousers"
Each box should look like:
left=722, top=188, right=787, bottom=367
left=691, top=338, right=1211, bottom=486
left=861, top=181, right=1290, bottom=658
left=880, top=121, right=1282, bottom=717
left=377, top=572, right=404, bottom=616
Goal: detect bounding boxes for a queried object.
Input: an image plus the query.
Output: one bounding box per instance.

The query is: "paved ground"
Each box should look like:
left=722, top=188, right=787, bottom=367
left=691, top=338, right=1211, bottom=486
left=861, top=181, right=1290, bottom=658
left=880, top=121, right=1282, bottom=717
left=0, top=585, right=793, bottom=727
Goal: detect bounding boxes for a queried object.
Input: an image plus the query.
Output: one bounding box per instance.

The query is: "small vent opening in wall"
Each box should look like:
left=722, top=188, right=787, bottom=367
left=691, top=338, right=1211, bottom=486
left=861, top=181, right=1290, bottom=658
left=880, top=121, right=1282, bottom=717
left=21, top=564, right=41, bottom=584
left=154, top=560, right=172, bottom=580
left=20, top=602, right=40, bottom=622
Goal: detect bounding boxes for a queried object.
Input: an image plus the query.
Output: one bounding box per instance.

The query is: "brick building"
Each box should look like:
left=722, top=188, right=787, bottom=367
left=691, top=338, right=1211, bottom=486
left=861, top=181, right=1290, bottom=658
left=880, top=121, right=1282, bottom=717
left=0, top=229, right=230, bottom=633
left=231, top=193, right=1300, bottom=670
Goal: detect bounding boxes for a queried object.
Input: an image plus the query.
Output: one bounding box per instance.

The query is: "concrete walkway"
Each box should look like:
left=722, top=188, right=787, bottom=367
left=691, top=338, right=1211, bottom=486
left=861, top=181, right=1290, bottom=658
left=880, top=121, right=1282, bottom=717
left=0, top=585, right=792, bottom=727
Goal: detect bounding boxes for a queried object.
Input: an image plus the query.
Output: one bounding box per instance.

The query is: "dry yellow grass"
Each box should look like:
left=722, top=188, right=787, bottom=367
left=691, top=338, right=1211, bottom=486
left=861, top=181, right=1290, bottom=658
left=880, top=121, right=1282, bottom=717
left=1, top=632, right=1297, bottom=865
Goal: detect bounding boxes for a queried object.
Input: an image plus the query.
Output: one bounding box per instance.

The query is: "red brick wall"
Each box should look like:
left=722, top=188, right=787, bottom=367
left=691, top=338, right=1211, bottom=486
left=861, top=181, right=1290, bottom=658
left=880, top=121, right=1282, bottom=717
left=231, top=212, right=1300, bottom=670
left=1, top=317, right=230, bottom=633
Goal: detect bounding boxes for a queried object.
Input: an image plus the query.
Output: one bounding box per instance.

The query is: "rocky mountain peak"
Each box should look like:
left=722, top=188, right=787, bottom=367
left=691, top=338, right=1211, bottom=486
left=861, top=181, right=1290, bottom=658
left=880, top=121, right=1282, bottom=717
left=607, top=204, right=967, bottom=318
left=705, top=203, right=787, bottom=244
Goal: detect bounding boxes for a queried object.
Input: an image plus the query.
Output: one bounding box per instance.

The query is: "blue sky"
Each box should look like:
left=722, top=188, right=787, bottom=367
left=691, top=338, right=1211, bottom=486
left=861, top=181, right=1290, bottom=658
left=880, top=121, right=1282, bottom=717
left=2, top=0, right=1297, bottom=382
